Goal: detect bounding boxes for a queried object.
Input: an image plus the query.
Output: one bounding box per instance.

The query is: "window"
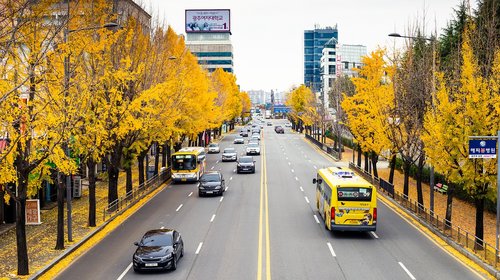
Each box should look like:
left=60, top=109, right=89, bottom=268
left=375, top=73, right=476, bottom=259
left=337, top=187, right=372, bottom=202
left=328, top=65, right=336, bottom=75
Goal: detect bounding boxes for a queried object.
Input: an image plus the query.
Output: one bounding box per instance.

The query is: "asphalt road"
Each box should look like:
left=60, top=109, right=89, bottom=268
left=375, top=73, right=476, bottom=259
left=55, top=120, right=484, bottom=280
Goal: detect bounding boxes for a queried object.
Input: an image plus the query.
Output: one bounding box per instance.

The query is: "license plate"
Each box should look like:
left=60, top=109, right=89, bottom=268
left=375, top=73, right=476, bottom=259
left=181, top=178, right=186, bottom=181
left=145, top=263, right=158, bottom=267
left=206, top=191, right=213, bottom=194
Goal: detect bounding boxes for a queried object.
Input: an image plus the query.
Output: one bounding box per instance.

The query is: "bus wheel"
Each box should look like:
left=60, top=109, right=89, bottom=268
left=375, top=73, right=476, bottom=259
left=324, top=213, right=329, bottom=230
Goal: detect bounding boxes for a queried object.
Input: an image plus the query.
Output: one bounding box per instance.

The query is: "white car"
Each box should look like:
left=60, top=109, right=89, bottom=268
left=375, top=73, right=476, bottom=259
left=207, top=143, right=220, bottom=153
left=251, top=134, right=260, bottom=141
left=246, top=143, right=261, bottom=155
left=234, top=137, right=245, bottom=144
left=285, top=123, right=292, bottom=127
left=222, top=147, right=238, bottom=162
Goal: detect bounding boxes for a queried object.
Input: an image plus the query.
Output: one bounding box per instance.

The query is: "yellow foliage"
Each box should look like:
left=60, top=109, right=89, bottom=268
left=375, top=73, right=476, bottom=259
left=285, top=85, right=318, bottom=126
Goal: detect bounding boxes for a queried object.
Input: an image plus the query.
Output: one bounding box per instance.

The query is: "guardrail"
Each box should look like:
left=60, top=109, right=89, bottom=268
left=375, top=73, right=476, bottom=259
left=349, top=162, right=500, bottom=273
left=102, top=167, right=171, bottom=222
left=305, top=134, right=339, bottom=159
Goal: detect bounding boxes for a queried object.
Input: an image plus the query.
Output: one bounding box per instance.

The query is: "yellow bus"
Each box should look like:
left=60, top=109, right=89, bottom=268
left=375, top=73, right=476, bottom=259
left=171, top=147, right=206, bottom=182
left=313, top=167, right=377, bottom=232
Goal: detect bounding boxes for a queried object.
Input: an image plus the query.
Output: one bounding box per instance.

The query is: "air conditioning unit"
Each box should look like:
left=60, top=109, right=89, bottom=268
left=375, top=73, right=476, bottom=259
left=73, top=176, right=82, bottom=198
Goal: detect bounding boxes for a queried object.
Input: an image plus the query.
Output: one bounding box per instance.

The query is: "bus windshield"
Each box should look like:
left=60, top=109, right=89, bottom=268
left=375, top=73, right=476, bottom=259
left=172, top=155, right=197, bottom=170
left=337, top=187, right=372, bottom=202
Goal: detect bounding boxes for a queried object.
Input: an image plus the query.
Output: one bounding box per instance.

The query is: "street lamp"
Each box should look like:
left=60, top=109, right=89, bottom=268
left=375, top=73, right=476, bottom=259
left=63, top=4, right=118, bottom=242
left=388, top=32, right=436, bottom=216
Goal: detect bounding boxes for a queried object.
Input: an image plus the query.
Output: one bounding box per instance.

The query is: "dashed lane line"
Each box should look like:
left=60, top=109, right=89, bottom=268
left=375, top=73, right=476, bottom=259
left=176, top=204, right=183, bottom=212
left=313, top=215, right=320, bottom=224
left=188, top=192, right=193, bottom=197
left=304, top=196, right=310, bottom=204
left=220, top=196, right=224, bottom=202
left=398, top=262, right=416, bottom=280
left=299, top=186, right=304, bottom=192
left=116, top=263, right=132, bottom=280
left=195, top=242, right=203, bottom=254
left=370, top=232, right=379, bottom=239
left=327, top=242, right=336, bottom=257
left=210, top=214, right=216, bottom=222
left=295, top=177, right=299, bottom=181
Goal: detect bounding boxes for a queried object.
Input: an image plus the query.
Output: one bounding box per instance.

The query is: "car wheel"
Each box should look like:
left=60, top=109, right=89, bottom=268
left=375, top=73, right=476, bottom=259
left=171, top=254, right=177, bottom=270
left=199, top=191, right=203, bottom=197
left=180, top=244, right=184, bottom=258
left=133, top=267, right=140, bottom=273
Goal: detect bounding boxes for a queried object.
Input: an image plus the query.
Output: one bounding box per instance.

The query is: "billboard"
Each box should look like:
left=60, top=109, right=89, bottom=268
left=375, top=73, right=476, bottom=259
left=185, top=9, right=230, bottom=33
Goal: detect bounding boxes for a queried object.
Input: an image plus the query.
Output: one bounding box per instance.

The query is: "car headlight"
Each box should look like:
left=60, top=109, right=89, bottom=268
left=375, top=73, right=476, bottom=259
left=133, top=255, right=142, bottom=262
left=160, top=253, right=173, bottom=261
left=215, top=186, right=221, bottom=189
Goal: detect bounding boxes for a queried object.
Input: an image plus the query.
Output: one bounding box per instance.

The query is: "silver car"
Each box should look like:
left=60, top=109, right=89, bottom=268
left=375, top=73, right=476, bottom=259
left=222, top=147, right=238, bottom=162
left=207, top=143, right=220, bottom=153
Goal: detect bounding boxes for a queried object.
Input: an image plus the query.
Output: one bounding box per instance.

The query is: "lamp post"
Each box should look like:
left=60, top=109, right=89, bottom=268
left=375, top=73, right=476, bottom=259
left=389, top=32, right=436, bottom=215
left=63, top=2, right=118, bottom=242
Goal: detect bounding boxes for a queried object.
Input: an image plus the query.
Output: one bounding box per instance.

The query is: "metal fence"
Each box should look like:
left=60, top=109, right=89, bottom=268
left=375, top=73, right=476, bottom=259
left=305, top=134, right=339, bottom=159
left=102, top=167, right=171, bottom=222
left=349, top=162, right=500, bottom=272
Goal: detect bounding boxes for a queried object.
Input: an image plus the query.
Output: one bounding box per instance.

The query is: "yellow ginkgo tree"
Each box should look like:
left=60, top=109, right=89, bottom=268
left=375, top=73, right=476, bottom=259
left=422, top=22, right=500, bottom=246
left=285, top=85, right=318, bottom=133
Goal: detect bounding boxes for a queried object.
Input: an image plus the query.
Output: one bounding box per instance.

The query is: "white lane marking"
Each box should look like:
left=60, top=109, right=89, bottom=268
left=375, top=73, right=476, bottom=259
left=313, top=165, right=317, bottom=169
left=286, top=157, right=289, bottom=160
left=308, top=159, right=311, bottom=162
left=195, top=242, right=203, bottom=254
left=188, top=192, right=193, bottom=197
left=211, top=166, right=214, bottom=170
left=398, top=262, right=416, bottom=280
left=117, top=263, right=133, bottom=280
left=291, top=169, right=295, bottom=173
left=370, top=232, right=379, bottom=239
left=233, top=169, right=236, bottom=172
left=288, top=162, right=291, bottom=165
left=327, top=242, right=336, bottom=257
left=210, top=214, right=216, bottom=222
left=313, top=215, right=320, bottom=224
left=295, top=176, right=299, bottom=181
left=220, top=196, right=224, bottom=202
left=304, top=196, right=310, bottom=203
left=225, top=187, right=228, bottom=191
left=230, top=177, right=233, bottom=180
left=160, top=226, right=165, bottom=229
left=300, top=186, right=304, bottom=192
left=216, top=160, right=219, bottom=163
left=176, top=204, right=183, bottom=212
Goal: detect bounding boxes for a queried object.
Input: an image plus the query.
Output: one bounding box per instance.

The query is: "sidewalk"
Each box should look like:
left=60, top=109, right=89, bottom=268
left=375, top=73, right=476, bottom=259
left=0, top=169, right=139, bottom=279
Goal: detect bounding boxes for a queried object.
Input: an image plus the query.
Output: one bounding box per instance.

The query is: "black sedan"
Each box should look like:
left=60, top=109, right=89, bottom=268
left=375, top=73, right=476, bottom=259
left=133, top=229, right=184, bottom=272
left=236, top=156, right=256, bottom=173
left=198, top=171, right=225, bottom=196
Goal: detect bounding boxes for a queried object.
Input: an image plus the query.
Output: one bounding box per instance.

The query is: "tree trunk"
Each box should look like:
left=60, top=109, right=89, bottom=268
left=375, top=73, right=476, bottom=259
left=87, top=158, right=97, bottom=227
left=161, top=143, right=167, bottom=168
left=125, top=166, right=132, bottom=197
left=107, top=144, right=122, bottom=208
left=474, top=196, right=485, bottom=249
left=166, top=142, right=172, bottom=168
left=154, top=143, right=160, bottom=176
left=445, top=184, right=454, bottom=230
left=55, top=172, right=65, bottom=249
left=357, top=145, right=362, bottom=167
left=137, top=149, right=147, bottom=187
left=389, top=153, right=396, bottom=184
left=364, top=152, right=369, bottom=172
left=416, top=156, right=425, bottom=210
left=371, top=152, right=379, bottom=178
left=403, top=160, right=411, bottom=197
left=0, top=187, right=4, bottom=225
left=15, top=194, right=28, bottom=275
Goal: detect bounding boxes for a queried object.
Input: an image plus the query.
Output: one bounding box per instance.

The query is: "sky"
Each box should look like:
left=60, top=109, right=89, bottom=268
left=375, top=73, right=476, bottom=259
left=143, top=0, right=464, bottom=92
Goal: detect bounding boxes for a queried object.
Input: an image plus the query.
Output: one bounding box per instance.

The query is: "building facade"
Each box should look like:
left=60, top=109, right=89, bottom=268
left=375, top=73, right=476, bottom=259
left=186, top=33, right=233, bottom=73
left=304, top=25, right=338, bottom=93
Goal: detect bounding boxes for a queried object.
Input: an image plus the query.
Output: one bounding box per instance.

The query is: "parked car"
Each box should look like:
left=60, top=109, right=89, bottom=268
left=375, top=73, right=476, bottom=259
left=236, top=156, right=256, bottom=173
left=234, top=137, right=245, bottom=144
left=274, top=126, right=284, bottom=134
left=198, top=171, right=225, bottom=196
left=133, top=229, right=184, bottom=272
left=246, top=143, right=261, bottom=155
left=222, top=147, right=238, bottom=161
left=285, top=123, right=292, bottom=127
left=207, top=143, right=220, bottom=153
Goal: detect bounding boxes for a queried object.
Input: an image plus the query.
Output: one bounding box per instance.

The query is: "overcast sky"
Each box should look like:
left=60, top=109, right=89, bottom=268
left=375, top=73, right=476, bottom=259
left=143, top=0, right=464, bottom=92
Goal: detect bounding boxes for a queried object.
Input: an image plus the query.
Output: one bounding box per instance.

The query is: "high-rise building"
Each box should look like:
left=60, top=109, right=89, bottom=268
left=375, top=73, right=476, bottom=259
left=337, top=44, right=367, bottom=77
left=185, top=9, right=233, bottom=73
left=304, top=25, right=338, bottom=93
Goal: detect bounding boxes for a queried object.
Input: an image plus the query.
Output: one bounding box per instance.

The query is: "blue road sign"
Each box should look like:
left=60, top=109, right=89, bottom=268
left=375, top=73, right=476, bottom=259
left=469, top=139, right=497, bottom=158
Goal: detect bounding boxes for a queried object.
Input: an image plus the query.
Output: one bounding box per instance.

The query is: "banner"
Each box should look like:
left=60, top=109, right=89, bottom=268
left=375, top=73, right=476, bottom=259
left=186, top=9, right=230, bottom=33
left=469, top=139, right=497, bottom=158
left=25, top=199, right=41, bottom=225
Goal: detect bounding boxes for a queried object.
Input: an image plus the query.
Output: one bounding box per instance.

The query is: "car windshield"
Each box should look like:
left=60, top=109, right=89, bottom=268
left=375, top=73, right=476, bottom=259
left=172, top=155, right=196, bottom=170
left=224, top=148, right=235, bottom=153
left=239, top=157, right=253, bottom=163
left=248, top=144, right=259, bottom=148
left=201, top=173, right=220, bottom=182
left=141, top=232, right=173, bottom=247
left=209, top=144, right=218, bottom=147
